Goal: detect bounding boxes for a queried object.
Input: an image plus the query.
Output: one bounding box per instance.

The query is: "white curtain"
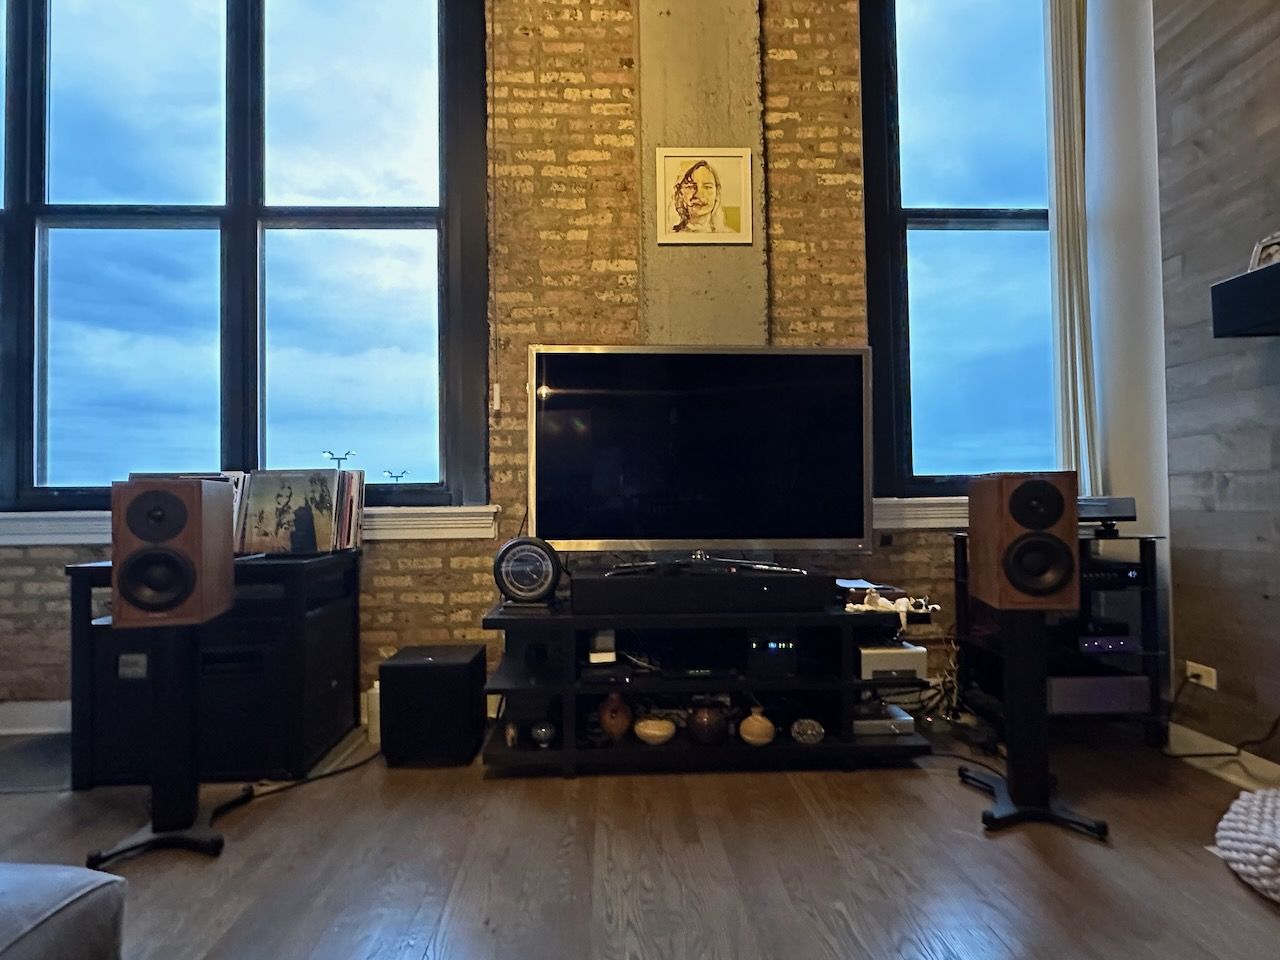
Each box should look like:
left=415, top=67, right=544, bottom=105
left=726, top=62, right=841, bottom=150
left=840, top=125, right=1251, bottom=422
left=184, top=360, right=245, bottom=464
left=1045, top=0, right=1103, bottom=495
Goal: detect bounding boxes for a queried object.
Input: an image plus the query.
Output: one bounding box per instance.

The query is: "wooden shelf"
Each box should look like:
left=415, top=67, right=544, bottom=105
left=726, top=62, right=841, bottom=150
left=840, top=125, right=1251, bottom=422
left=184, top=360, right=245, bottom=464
left=483, top=724, right=931, bottom=771
left=577, top=675, right=841, bottom=694
left=484, top=657, right=565, bottom=694
left=484, top=654, right=934, bottom=697
left=483, top=603, right=913, bottom=632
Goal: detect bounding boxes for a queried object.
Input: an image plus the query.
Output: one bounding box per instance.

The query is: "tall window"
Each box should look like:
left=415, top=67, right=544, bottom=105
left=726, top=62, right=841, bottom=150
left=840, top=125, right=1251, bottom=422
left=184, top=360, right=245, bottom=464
left=1, top=0, right=486, bottom=509
left=863, top=0, right=1055, bottom=497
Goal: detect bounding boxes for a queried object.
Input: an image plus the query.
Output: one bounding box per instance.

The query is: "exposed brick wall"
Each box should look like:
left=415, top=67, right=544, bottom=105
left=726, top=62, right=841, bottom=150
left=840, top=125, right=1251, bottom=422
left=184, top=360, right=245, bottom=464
left=0, top=546, right=110, bottom=701
left=1, top=0, right=957, bottom=703
left=762, top=0, right=867, bottom=346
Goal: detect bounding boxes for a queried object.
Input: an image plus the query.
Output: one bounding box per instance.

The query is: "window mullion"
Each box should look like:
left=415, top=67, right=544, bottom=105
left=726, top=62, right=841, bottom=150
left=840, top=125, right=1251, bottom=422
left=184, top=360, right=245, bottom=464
left=223, top=0, right=263, bottom=473
left=4, top=0, right=48, bottom=505
left=904, top=207, right=1050, bottom=231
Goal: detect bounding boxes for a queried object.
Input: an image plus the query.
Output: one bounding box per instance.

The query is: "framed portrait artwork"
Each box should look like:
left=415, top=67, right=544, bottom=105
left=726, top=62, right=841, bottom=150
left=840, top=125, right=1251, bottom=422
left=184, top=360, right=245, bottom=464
left=656, top=147, right=753, bottom=245
left=1249, top=231, right=1280, bottom=271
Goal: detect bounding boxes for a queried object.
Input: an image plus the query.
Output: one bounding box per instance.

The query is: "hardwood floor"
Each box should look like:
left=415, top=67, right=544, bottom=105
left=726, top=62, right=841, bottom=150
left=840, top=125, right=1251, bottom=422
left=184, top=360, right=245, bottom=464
left=1, top=743, right=1275, bottom=960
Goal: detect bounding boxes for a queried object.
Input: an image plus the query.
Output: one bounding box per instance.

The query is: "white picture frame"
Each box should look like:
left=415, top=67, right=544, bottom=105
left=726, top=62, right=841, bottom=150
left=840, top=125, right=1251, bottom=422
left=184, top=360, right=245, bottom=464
left=1249, top=231, right=1280, bottom=271
left=656, top=147, right=753, bottom=245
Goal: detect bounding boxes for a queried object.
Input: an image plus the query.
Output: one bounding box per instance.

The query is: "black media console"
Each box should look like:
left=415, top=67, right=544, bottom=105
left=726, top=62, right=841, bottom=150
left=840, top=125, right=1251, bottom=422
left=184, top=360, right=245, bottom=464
left=482, top=603, right=932, bottom=777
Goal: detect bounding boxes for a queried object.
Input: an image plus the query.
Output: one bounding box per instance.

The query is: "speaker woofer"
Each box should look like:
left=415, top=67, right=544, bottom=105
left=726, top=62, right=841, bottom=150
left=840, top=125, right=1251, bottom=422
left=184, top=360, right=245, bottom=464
left=1003, top=533, right=1075, bottom=596
left=125, top=490, right=189, bottom=542
left=119, top=548, right=197, bottom=612
left=1008, top=479, right=1066, bottom=530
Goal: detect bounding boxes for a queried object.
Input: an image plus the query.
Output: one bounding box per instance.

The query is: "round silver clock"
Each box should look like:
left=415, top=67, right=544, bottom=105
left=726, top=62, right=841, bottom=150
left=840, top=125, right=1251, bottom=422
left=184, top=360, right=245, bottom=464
left=493, top=537, right=561, bottom=604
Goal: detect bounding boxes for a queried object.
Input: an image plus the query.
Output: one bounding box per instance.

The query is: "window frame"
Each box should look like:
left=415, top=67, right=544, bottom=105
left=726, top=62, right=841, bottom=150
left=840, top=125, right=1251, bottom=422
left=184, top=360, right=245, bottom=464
left=0, top=0, right=488, bottom=511
left=862, top=0, right=1052, bottom=499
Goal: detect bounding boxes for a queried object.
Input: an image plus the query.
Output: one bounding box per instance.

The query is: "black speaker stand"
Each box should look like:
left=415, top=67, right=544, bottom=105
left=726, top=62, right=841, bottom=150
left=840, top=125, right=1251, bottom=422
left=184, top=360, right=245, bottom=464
left=959, top=610, right=1109, bottom=842
left=88, top=625, right=246, bottom=870
left=958, top=765, right=1109, bottom=840
left=86, top=787, right=252, bottom=869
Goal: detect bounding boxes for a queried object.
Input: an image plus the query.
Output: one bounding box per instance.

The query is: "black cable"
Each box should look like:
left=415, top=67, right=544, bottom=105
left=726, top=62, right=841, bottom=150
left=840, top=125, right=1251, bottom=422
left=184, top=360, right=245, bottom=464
left=1237, top=713, right=1280, bottom=752
left=922, top=750, right=1006, bottom=779
left=1163, top=671, right=1280, bottom=760
left=210, top=748, right=383, bottom=823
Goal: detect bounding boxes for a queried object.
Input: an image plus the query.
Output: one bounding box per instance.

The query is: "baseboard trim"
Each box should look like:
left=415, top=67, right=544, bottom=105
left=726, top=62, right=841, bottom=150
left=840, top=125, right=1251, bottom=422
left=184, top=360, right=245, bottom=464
left=1168, top=722, right=1280, bottom=791
left=0, top=700, right=71, bottom=735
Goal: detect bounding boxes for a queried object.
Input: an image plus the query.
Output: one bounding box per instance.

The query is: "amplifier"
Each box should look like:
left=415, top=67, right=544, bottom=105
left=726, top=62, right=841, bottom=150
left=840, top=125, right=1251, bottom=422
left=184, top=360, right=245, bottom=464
left=1047, top=675, right=1149, bottom=715
left=571, top=571, right=838, bottom=615
left=852, top=703, right=916, bottom=736
left=747, top=636, right=799, bottom=678
left=859, top=642, right=928, bottom=681
left=1076, top=616, right=1139, bottom=654
left=1079, top=555, right=1145, bottom=589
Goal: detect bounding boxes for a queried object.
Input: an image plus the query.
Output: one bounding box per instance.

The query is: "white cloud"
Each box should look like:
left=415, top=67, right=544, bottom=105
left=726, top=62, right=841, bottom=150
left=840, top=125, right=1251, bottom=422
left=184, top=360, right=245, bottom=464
left=264, top=229, right=441, bottom=350
left=49, top=0, right=225, bottom=202
left=265, top=0, right=441, bottom=205
left=906, top=230, right=1053, bottom=366
left=896, top=0, right=1048, bottom=207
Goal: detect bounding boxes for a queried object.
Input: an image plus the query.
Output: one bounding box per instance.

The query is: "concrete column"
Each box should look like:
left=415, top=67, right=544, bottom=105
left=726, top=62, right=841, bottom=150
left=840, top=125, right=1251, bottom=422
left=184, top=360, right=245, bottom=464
left=637, top=0, right=768, bottom=345
left=1083, top=0, right=1172, bottom=636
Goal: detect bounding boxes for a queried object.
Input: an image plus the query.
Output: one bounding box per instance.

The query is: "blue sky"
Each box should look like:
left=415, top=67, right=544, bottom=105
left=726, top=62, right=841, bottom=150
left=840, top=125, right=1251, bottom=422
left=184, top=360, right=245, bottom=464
left=897, top=0, right=1056, bottom=476
left=40, top=0, right=441, bottom=487
left=34, top=0, right=1050, bottom=487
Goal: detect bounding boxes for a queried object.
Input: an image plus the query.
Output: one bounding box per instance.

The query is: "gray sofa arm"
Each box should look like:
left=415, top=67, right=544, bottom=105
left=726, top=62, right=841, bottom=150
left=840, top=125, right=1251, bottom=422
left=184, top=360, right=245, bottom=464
left=0, top=864, right=126, bottom=960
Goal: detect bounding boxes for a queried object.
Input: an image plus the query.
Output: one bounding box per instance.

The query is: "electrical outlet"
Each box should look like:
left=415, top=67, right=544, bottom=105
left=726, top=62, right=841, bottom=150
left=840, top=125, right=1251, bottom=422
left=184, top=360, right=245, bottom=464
left=1185, top=660, right=1218, bottom=691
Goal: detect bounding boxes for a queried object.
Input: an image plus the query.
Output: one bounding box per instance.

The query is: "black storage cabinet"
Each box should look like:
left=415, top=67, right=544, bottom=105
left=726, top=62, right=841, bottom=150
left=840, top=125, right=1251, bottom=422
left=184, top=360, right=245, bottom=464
left=68, top=552, right=361, bottom=788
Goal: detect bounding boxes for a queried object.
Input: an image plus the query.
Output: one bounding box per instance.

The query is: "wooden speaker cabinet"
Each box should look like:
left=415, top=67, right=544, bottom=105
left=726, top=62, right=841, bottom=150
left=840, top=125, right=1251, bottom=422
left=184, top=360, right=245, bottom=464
left=967, top=471, right=1079, bottom=612
left=111, top=478, right=235, bottom=628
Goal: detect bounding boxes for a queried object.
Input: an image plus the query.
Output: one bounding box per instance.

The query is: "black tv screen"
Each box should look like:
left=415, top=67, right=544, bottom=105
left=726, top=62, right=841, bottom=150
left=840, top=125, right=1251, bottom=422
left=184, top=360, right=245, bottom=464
left=529, top=346, right=872, bottom=551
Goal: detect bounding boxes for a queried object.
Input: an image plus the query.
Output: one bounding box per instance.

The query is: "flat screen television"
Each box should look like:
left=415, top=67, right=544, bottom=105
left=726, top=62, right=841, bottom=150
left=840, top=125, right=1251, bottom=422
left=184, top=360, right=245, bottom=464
left=529, top=345, right=872, bottom=552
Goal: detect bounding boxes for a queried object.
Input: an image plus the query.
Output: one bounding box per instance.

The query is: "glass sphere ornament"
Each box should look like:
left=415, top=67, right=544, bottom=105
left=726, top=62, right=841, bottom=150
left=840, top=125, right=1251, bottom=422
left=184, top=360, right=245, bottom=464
left=530, top=720, right=556, bottom=749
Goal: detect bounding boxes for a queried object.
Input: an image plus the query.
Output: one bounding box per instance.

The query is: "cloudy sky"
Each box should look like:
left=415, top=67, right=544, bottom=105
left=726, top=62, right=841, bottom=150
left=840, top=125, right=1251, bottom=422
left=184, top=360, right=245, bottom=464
left=41, top=0, right=440, bottom=487
left=897, top=0, right=1055, bottom=477
left=35, top=0, right=1050, bottom=488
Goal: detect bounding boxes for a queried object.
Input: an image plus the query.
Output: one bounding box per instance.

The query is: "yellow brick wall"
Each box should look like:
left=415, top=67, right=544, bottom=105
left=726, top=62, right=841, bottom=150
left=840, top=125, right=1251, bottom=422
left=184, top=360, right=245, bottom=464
left=763, top=0, right=868, bottom=345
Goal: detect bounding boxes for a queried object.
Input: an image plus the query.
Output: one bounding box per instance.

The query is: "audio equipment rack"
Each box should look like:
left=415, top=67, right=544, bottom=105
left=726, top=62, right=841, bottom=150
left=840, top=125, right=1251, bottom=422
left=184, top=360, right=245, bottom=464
left=954, top=533, right=1165, bottom=747
left=482, top=603, right=933, bottom=777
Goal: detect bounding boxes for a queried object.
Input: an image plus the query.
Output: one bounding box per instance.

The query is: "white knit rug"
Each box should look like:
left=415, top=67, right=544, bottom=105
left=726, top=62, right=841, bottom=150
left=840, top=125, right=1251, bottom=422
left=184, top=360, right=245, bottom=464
left=1215, top=788, right=1280, bottom=903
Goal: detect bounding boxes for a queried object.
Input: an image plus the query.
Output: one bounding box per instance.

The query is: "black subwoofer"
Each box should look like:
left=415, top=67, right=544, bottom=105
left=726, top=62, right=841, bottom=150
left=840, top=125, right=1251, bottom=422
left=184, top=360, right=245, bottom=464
left=379, top=645, right=486, bottom=766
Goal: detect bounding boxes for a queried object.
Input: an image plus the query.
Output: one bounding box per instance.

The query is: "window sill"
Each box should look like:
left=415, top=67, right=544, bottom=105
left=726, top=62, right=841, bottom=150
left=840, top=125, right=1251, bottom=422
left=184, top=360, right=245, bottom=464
left=0, top=500, right=963, bottom=546
left=0, top=504, right=501, bottom=547
left=872, top=497, right=968, bottom=530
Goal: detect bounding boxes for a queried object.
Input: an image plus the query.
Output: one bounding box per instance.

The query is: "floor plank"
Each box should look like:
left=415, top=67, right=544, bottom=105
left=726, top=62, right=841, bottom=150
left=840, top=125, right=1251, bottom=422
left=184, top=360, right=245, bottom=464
left=0, top=743, right=1276, bottom=960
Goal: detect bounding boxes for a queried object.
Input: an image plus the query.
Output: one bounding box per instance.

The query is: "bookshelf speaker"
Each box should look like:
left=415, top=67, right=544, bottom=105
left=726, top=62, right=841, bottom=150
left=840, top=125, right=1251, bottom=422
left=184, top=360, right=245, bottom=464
left=967, top=471, right=1079, bottom=612
left=111, top=478, right=235, bottom=628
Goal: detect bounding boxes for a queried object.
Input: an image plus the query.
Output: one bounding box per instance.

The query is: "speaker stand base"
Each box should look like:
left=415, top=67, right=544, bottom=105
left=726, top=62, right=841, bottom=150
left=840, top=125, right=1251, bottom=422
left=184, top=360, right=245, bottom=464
left=87, top=786, right=252, bottom=870
left=958, top=766, right=1109, bottom=842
